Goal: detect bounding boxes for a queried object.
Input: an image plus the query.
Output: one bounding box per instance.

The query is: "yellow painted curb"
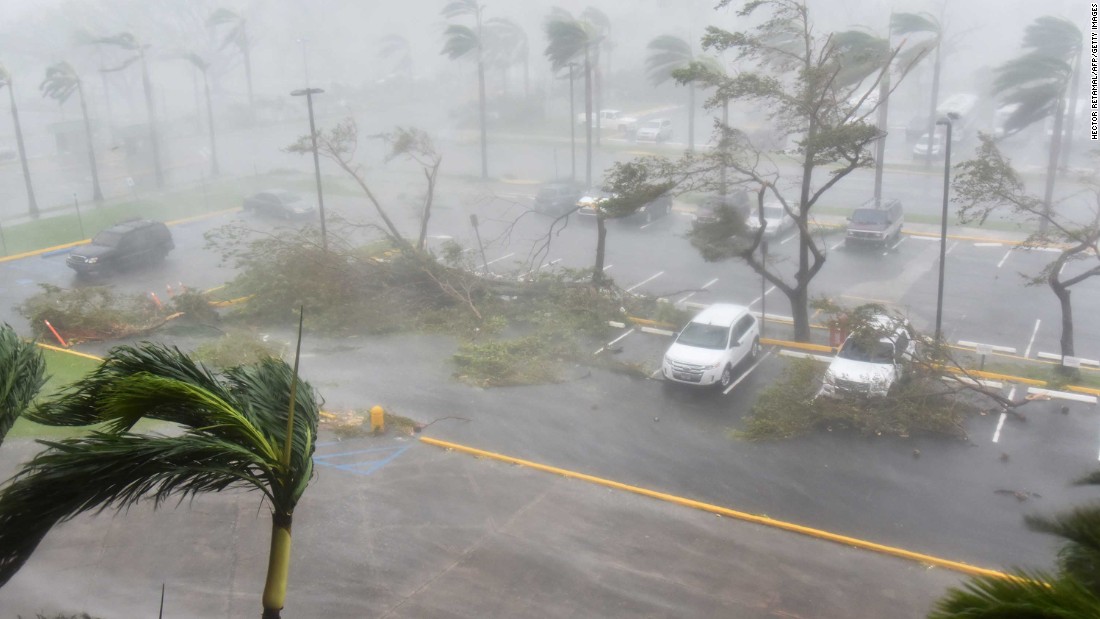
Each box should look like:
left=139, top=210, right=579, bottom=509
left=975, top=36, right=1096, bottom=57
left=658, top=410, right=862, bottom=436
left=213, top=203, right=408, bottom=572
left=762, top=338, right=835, bottom=353
left=626, top=316, right=677, bottom=330
left=165, top=207, right=240, bottom=226
left=418, top=436, right=1012, bottom=580
left=35, top=342, right=102, bottom=361
left=0, top=239, right=90, bottom=263
left=1069, top=385, right=1100, bottom=397
left=940, top=366, right=1046, bottom=387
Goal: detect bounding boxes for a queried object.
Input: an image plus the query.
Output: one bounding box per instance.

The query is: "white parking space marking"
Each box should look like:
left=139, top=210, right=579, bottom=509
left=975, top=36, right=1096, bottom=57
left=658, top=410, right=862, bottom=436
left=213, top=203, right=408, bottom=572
left=602, top=264, right=613, bottom=271
left=537, top=258, right=562, bottom=270
left=483, top=252, right=515, bottom=266
left=997, top=249, right=1013, bottom=269
left=780, top=233, right=797, bottom=244
left=828, top=239, right=845, bottom=251
left=945, top=241, right=959, bottom=255
left=992, top=387, right=1014, bottom=443
left=677, top=278, right=718, bottom=304
left=884, top=236, right=907, bottom=255
left=1038, top=352, right=1100, bottom=367
left=974, top=242, right=1003, bottom=247
left=1023, top=319, right=1041, bottom=359
left=723, top=349, right=774, bottom=395
left=1027, top=387, right=1098, bottom=404
left=626, top=271, right=665, bottom=293
left=594, top=328, right=635, bottom=355
left=958, top=340, right=1018, bottom=354
left=749, top=285, right=777, bottom=308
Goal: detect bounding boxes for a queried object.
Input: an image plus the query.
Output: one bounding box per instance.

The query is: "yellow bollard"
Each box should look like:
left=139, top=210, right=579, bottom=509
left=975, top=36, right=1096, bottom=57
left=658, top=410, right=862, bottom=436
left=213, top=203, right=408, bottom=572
left=369, top=405, right=385, bottom=433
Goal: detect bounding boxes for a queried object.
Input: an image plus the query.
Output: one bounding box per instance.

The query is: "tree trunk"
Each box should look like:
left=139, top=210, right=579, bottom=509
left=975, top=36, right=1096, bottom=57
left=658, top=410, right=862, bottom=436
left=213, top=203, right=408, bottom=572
left=1050, top=264, right=1075, bottom=375
left=584, top=46, right=593, bottom=189
left=261, top=511, right=293, bottom=619
left=791, top=136, right=818, bottom=341
left=203, top=71, right=219, bottom=177
left=523, top=54, right=529, bottom=100
left=1058, top=49, right=1081, bottom=173
left=873, top=70, right=890, bottom=206
left=593, top=46, right=602, bottom=148
left=7, top=82, right=37, bottom=218
left=417, top=159, right=440, bottom=250
left=1041, top=93, right=1067, bottom=234
left=140, top=54, right=165, bottom=188
left=476, top=59, right=488, bottom=180
left=924, top=41, right=941, bottom=168
left=687, top=82, right=695, bottom=153
left=592, top=213, right=607, bottom=284
left=76, top=81, right=104, bottom=202
left=243, top=40, right=255, bottom=114
left=719, top=98, right=728, bottom=196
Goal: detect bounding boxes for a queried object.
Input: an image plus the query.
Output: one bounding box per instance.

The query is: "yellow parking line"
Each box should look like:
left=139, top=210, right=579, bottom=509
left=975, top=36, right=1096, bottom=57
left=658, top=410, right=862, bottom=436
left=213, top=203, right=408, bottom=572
left=419, top=436, right=1013, bottom=580
left=35, top=342, right=102, bottom=361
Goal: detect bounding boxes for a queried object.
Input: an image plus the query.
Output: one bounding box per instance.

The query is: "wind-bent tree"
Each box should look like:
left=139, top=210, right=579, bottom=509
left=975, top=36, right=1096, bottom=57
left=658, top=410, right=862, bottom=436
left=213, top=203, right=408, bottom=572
left=0, top=324, right=45, bottom=448
left=993, top=16, right=1083, bottom=232
left=954, top=135, right=1099, bottom=367
left=580, top=7, right=610, bottom=145
left=890, top=11, right=942, bottom=167
left=440, top=0, right=488, bottom=180
left=646, top=35, right=699, bottom=152
left=544, top=8, right=600, bottom=187
left=653, top=0, right=914, bottom=341
left=174, top=53, right=219, bottom=177
left=0, top=65, right=39, bottom=218
left=0, top=342, right=320, bottom=619
left=930, top=471, right=1100, bottom=617
left=208, top=8, right=254, bottom=112
left=40, top=61, right=104, bottom=202
left=91, top=31, right=165, bottom=188
left=484, top=17, right=529, bottom=98
left=377, top=34, right=413, bottom=78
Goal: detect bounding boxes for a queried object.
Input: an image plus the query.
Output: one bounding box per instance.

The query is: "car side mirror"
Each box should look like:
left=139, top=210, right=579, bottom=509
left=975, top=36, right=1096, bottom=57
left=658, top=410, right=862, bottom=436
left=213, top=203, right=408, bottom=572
left=845, top=216, right=852, bottom=221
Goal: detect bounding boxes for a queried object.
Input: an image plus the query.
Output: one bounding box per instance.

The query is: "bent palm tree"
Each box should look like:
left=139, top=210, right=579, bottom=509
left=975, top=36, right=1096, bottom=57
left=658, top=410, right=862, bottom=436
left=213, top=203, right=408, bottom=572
left=176, top=53, right=219, bottom=177
left=378, top=34, right=413, bottom=78
left=0, top=324, right=45, bottom=447
left=441, top=0, right=488, bottom=180
left=0, top=65, right=39, bottom=218
left=580, top=7, right=610, bottom=145
left=208, top=8, right=253, bottom=112
left=890, top=12, right=941, bottom=168
left=544, top=9, right=599, bottom=188
left=647, top=35, right=697, bottom=151
left=484, top=17, right=528, bottom=97
left=40, top=61, right=104, bottom=202
left=0, top=342, right=320, bottom=619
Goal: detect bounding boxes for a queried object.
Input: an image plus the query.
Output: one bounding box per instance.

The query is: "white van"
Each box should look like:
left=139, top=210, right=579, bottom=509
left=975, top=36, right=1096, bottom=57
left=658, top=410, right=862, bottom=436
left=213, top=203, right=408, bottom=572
left=662, top=304, right=761, bottom=389
left=818, top=314, right=915, bottom=398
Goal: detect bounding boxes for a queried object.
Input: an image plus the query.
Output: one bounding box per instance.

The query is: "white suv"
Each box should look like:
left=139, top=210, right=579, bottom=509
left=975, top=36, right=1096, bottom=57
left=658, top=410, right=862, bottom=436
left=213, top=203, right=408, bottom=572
left=818, top=314, right=916, bottom=398
left=662, top=304, right=761, bottom=389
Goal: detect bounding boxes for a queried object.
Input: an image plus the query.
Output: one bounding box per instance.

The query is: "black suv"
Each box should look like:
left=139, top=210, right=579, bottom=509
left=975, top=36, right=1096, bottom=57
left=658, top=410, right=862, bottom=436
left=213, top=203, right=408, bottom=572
left=67, top=219, right=174, bottom=275
left=692, top=190, right=750, bottom=230
left=533, top=182, right=584, bottom=217
left=845, top=199, right=903, bottom=246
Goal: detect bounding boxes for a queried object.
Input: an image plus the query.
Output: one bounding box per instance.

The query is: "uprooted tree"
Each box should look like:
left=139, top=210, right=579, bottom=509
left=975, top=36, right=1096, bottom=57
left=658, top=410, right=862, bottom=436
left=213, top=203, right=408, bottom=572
left=953, top=136, right=1100, bottom=370
left=618, top=0, right=924, bottom=341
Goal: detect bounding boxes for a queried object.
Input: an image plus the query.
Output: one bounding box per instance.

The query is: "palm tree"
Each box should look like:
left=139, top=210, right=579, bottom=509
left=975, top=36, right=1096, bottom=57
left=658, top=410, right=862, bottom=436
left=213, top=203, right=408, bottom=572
left=484, top=18, right=529, bottom=98
left=994, top=16, right=1082, bottom=232
left=0, top=324, right=45, bottom=447
left=39, top=61, right=104, bottom=202
left=890, top=12, right=942, bottom=168
left=176, top=53, right=219, bottom=177
left=0, top=65, right=39, bottom=218
left=208, top=8, right=254, bottom=113
left=580, top=7, right=609, bottom=146
left=647, top=35, right=698, bottom=152
left=930, top=473, right=1100, bottom=617
left=377, top=34, right=413, bottom=79
left=544, top=9, right=600, bottom=188
left=0, top=341, right=320, bottom=619
left=441, top=0, right=489, bottom=180
left=91, top=32, right=165, bottom=189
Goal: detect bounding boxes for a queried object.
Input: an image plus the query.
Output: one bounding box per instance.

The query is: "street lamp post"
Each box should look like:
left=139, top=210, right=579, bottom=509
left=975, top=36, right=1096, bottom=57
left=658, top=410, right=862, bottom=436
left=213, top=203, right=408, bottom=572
left=568, top=62, right=578, bottom=183
left=933, top=114, right=955, bottom=342
left=291, top=87, right=328, bottom=253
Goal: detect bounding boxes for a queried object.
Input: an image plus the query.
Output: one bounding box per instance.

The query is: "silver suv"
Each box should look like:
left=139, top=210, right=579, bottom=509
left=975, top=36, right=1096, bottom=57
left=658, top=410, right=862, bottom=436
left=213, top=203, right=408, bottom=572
left=845, top=199, right=902, bottom=246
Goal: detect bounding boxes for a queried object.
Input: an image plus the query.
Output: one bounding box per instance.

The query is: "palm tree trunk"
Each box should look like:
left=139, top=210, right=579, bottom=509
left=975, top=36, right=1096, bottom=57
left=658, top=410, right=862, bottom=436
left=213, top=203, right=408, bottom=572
left=477, top=60, right=488, bottom=180
left=140, top=54, right=165, bottom=188
left=243, top=39, right=255, bottom=114
left=76, top=82, right=104, bottom=202
left=719, top=97, right=728, bottom=196
left=688, top=82, right=695, bottom=152
left=261, top=511, right=293, bottom=619
left=202, top=71, right=219, bottom=177
left=584, top=47, right=593, bottom=189
left=873, top=71, right=890, bottom=206
left=1041, top=93, right=1066, bottom=235
left=1058, top=49, right=1082, bottom=173
left=924, top=40, right=941, bottom=168
left=7, top=82, right=38, bottom=217
left=592, top=213, right=607, bottom=285
left=593, top=47, right=602, bottom=147
left=523, top=54, right=529, bottom=100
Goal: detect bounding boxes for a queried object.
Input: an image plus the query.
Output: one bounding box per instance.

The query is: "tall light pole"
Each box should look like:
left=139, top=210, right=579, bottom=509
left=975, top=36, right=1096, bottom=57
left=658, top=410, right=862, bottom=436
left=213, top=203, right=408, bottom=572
left=568, top=62, right=577, bottom=182
left=933, top=114, right=955, bottom=342
left=291, top=87, right=327, bottom=253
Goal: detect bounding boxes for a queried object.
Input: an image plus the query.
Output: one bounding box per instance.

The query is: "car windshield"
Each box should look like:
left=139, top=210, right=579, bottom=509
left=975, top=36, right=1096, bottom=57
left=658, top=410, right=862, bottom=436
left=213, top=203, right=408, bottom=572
left=763, top=205, right=784, bottom=219
left=838, top=335, right=894, bottom=363
left=92, top=230, right=123, bottom=246
left=642, top=120, right=662, bottom=129
left=272, top=191, right=299, bottom=204
left=851, top=209, right=887, bottom=225
left=676, top=323, right=728, bottom=350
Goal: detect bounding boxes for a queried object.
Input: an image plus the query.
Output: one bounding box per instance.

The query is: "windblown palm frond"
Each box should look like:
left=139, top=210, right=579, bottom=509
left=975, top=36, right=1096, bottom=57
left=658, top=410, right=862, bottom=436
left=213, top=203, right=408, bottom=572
left=208, top=9, right=248, bottom=53
left=580, top=6, right=610, bottom=34
left=0, top=324, right=45, bottom=446
left=1022, top=16, right=1083, bottom=61
left=889, top=12, right=940, bottom=37
left=441, top=24, right=479, bottom=60
left=90, top=31, right=141, bottom=51
left=378, top=34, right=413, bottom=68
left=484, top=18, right=527, bottom=66
left=38, top=62, right=79, bottom=105
left=929, top=570, right=1100, bottom=618
left=829, top=30, right=889, bottom=89
left=993, top=52, right=1072, bottom=136
left=646, top=35, right=692, bottom=86
left=441, top=0, right=479, bottom=20
left=543, top=17, right=591, bottom=71
left=1025, top=507, right=1100, bottom=596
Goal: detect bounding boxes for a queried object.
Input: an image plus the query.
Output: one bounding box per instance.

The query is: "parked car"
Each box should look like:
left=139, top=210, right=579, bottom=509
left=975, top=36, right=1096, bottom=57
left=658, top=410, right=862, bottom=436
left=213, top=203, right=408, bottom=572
left=745, top=202, right=796, bottom=238
left=576, top=109, right=638, bottom=133
left=576, top=189, right=673, bottom=224
left=533, top=182, right=584, bottom=217
left=243, top=190, right=316, bottom=219
left=0, top=146, right=15, bottom=161
left=911, top=126, right=964, bottom=159
left=818, top=313, right=916, bottom=398
left=692, top=191, right=750, bottom=227
left=662, top=303, right=761, bottom=389
left=635, top=118, right=673, bottom=143
left=905, top=115, right=931, bottom=142
left=845, top=199, right=903, bottom=246
left=67, top=219, right=174, bottom=275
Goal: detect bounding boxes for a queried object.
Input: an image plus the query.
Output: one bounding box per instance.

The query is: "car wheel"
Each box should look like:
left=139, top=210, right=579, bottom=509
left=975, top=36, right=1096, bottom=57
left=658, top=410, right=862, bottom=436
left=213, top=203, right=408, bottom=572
left=644, top=210, right=652, bottom=224
left=718, top=364, right=733, bottom=390
left=750, top=337, right=761, bottom=360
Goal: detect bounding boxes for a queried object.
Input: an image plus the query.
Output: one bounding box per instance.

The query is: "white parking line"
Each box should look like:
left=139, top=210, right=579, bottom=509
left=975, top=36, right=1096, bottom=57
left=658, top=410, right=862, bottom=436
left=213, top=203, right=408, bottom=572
left=594, top=328, right=635, bottom=355
left=484, top=252, right=515, bottom=266
left=780, top=233, right=797, bottom=244
left=992, top=387, right=1014, bottom=443
left=677, top=278, right=718, bottom=304
left=749, top=285, right=777, bottom=308
left=537, top=258, right=562, bottom=270
left=723, top=349, right=773, bottom=394
left=828, top=239, right=845, bottom=251
left=974, top=242, right=1003, bottom=247
left=996, top=249, right=1013, bottom=268
left=884, top=236, right=907, bottom=255
left=1023, top=319, right=1041, bottom=359
left=626, top=270, right=665, bottom=293
left=945, top=241, right=959, bottom=255
left=603, top=264, right=613, bottom=271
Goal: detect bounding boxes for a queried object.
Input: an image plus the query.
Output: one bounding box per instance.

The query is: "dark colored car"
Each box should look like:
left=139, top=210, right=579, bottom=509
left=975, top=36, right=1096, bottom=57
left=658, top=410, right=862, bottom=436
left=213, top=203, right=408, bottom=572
left=243, top=190, right=316, bottom=219
left=845, top=199, right=903, bottom=246
left=905, top=116, right=932, bottom=142
left=692, top=191, right=750, bottom=230
left=67, top=219, right=174, bottom=275
left=533, top=182, right=584, bottom=217
left=577, top=189, right=673, bottom=225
